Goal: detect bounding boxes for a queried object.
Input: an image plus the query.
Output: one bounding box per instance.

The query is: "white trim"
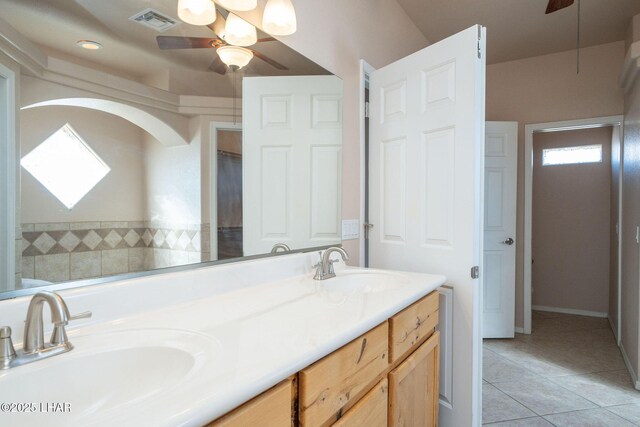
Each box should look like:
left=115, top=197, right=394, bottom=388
left=609, top=315, right=619, bottom=342
left=523, top=115, right=624, bottom=335
left=0, top=61, right=16, bottom=292
left=620, top=341, right=640, bottom=391
left=514, top=326, right=524, bottom=334
left=209, top=121, right=242, bottom=262
left=614, top=125, right=624, bottom=346
left=532, top=305, right=608, bottom=318
left=359, top=60, right=375, bottom=268
left=438, top=286, right=454, bottom=409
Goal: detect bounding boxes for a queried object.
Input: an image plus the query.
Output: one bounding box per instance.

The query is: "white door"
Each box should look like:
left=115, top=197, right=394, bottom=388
left=369, top=25, right=486, bottom=426
left=243, top=76, right=343, bottom=256
left=483, top=122, right=518, bottom=338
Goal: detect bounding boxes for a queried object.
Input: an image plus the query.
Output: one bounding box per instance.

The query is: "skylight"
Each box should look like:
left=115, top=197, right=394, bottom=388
left=21, top=124, right=110, bottom=209
left=542, top=144, right=602, bottom=166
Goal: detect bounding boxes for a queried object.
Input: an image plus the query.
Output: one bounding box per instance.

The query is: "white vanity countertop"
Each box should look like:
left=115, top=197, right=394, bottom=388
left=0, top=253, right=445, bottom=427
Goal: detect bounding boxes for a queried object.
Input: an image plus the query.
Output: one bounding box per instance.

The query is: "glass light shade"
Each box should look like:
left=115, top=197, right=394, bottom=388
left=216, top=0, right=257, bottom=12
left=177, top=0, right=217, bottom=25
left=262, top=0, right=297, bottom=36
left=224, top=13, right=258, bottom=46
left=217, top=46, right=254, bottom=69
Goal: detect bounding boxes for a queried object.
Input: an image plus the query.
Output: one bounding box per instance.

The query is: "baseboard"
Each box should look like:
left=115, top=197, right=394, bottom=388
left=532, top=305, right=608, bottom=318
left=514, top=326, right=524, bottom=333
left=608, top=315, right=619, bottom=342
left=620, top=342, right=640, bottom=390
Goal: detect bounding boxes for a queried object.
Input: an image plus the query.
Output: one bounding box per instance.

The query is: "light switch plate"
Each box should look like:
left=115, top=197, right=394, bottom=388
left=342, top=219, right=359, bottom=240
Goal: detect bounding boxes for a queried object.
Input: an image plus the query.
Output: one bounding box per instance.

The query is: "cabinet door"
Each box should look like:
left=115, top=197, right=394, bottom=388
left=209, top=377, right=294, bottom=427
left=332, top=378, right=388, bottom=427
left=388, top=331, right=440, bottom=427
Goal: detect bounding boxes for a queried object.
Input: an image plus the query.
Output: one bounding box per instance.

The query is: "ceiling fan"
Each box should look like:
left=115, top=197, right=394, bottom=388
left=545, top=0, right=574, bottom=14
left=156, top=9, right=288, bottom=75
left=545, top=0, right=582, bottom=73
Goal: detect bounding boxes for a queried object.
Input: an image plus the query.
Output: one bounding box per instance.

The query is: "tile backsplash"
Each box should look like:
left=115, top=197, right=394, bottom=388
left=20, top=221, right=210, bottom=286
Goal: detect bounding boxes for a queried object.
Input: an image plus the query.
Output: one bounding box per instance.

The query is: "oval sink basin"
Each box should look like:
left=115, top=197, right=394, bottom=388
left=0, top=328, right=219, bottom=426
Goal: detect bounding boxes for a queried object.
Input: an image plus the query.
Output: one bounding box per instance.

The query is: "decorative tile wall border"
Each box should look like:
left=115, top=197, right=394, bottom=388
left=21, top=221, right=206, bottom=256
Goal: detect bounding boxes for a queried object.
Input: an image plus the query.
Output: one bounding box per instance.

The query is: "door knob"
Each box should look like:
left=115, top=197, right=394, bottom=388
left=502, top=238, right=514, bottom=245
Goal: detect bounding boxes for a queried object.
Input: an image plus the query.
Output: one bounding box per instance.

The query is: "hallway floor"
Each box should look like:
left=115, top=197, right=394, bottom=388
left=483, top=311, right=640, bottom=426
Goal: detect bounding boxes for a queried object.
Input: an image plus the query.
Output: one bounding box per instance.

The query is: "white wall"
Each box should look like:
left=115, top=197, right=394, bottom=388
left=144, top=120, right=202, bottom=226
left=20, top=106, right=145, bottom=223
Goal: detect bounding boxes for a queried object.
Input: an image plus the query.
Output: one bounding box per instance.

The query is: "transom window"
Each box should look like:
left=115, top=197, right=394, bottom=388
left=21, top=123, right=110, bottom=209
left=542, top=144, right=603, bottom=166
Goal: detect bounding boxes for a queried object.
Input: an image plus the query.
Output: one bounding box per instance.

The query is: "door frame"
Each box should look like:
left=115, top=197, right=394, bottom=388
left=523, top=115, right=624, bottom=335
left=359, top=59, right=375, bottom=267
left=209, top=121, right=242, bottom=262
left=0, top=62, right=16, bottom=292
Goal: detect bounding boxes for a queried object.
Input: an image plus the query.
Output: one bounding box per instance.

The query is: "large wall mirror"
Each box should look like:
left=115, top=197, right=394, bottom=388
left=0, top=0, right=343, bottom=298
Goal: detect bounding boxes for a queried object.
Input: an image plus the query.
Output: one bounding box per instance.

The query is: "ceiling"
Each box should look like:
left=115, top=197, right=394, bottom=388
left=397, top=0, right=640, bottom=64
left=4, top=0, right=639, bottom=94
left=0, top=0, right=329, bottom=97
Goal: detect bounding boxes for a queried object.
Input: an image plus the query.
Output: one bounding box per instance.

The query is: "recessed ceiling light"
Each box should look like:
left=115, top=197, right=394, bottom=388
left=76, top=40, right=102, bottom=50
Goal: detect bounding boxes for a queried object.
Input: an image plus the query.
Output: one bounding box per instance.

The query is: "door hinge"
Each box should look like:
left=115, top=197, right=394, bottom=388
left=471, top=266, right=480, bottom=279
left=364, top=101, right=370, bottom=118
left=477, top=26, right=482, bottom=59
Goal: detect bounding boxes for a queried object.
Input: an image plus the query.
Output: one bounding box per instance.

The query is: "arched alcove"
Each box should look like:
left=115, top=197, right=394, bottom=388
left=22, top=98, right=189, bottom=146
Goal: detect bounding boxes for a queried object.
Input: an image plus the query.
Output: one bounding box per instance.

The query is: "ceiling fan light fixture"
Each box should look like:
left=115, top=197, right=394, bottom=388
left=217, top=0, right=257, bottom=12
left=262, top=0, right=297, bottom=36
left=177, top=0, right=217, bottom=25
left=224, top=13, right=257, bottom=46
left=217, top=45, right=253, bottom=70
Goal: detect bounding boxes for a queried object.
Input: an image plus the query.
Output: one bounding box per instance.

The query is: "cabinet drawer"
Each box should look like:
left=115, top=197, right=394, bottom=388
left=209, top=377, right=294, bottom=427
left=389, top=331, right=440, bottom=427
left=389, top=291, right=439, bottom=363
left=332, top=378, right=388, bottom=427
left=299, top=322, right=389, bottom=427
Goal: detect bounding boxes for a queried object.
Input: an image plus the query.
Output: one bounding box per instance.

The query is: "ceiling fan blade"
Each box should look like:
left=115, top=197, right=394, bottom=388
left=207, top=9, right=227, bottom=37
left=257, top=37, right=276, bottom=43
left=251, top=50, right=288, bottom=70
left=209, top=56, right=228, bottom=75
left=157, top=36, right=215, bottom=49
left=545, top=0, right=574, bottom=14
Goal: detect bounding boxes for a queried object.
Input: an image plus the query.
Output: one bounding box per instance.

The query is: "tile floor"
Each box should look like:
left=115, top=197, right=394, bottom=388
left=483, top=310, right=640, bottom=426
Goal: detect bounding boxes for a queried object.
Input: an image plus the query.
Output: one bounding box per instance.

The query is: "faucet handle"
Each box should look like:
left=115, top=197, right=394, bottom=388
left=69, top=311, right=92, bottom=322
left=327, top=259, right=340, bottom=274
left=50, top=311, right=92, bottom=347
left=0, top=326, right=17, bottom=367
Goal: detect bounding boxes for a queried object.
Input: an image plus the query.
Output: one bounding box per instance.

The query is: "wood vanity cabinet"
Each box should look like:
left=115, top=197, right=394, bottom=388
left=208, top=377, right=295, bottom=427
left=388, top=331, right=440, bottom=426
left=332, top=378, right=388, bottom=427
left=208, top=290, right=439, bottom=427
left=298, top=322, right=389, bottom=426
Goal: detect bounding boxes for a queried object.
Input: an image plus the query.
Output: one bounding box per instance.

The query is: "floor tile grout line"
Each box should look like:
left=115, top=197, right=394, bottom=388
left=483, top=383, right=541, bottom=421
left=481, top=416, right=552, bottom=426
left=600, top=405, right=640, bottom=426
left=484, top=313, right=637, bottom=424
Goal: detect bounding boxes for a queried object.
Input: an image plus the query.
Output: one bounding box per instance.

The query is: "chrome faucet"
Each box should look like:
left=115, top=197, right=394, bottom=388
left=270, top=243, right=291, bottom=253
left=0, top=291, right=91, bottom=369
left=313, top=247, right=349, bottom=280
